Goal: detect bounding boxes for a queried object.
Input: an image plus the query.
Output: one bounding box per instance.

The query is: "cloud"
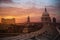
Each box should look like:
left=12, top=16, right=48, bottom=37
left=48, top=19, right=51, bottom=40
left=0, top=0, right=12, bottom=3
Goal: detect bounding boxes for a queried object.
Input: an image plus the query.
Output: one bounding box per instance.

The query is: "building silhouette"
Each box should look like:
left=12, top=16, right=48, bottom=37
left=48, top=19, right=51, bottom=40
left=0, top=8, right=60, bottom=40
left=37, top=8, right=59, bottom=40
left=53, top=17, right=56, bottom=23
left=23, top=16, right=30, bottom=33
left=1, top=18, right=15, bottom=24
left=41, top=8, right=51, bottom=24
left=27, top=16, right=30, bottom=24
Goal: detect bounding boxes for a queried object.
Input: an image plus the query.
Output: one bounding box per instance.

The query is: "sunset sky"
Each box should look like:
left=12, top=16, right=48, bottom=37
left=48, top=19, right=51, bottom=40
left=0, top=0, right=60, bottom=23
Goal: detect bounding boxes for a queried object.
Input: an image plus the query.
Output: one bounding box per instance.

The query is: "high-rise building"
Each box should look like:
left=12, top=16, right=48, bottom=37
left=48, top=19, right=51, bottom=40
left=1, top=18, right=15, bottom=24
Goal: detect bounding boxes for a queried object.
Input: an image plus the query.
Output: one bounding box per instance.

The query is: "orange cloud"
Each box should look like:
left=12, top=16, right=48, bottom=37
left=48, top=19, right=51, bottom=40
left=0, top=7, right=59, bottom=23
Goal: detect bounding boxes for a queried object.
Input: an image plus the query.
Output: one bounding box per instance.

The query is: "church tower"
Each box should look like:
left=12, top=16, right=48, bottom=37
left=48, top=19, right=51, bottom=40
left=23, top=16, right=30, bottom=33
left=41, top=8, right=51, bottom=24
left=27, top=16, right=30, bottom=24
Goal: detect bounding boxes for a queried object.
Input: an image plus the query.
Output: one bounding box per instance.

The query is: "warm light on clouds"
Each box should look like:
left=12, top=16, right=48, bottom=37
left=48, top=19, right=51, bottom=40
left=0, top=0, right=60, bottom=23
left=2, top=16, right=15, bottom=19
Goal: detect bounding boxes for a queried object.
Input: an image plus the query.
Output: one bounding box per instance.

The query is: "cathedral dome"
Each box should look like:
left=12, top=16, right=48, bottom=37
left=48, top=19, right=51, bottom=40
left=41, top=8, right=51, bottom=23
left=42, top=8, right=49, bottom=17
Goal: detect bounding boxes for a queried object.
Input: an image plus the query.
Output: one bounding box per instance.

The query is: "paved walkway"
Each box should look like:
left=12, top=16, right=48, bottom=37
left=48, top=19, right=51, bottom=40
left=0, top=26, right=59, bottom=40
left=0, top=26, right=46, bottom=40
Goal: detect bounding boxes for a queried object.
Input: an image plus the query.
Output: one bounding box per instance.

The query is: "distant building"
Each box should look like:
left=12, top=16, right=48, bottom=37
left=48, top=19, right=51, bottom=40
left=23, top=16, right=30, bottom=33
left=0, top=7, right=60, bottom=40
left=1, top=18, right=15, bottom=24
left=41, top=8, right=51, bottom=24
left=27, top=16, right=30, bottom=24
left=8, top=27, right=14, bottom=33
left=53, top=17, right=56, bottom=23
left=40, top=8, right=59, bottom=40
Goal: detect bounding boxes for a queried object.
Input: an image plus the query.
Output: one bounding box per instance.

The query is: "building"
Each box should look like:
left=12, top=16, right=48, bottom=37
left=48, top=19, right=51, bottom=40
left=41, top=8, right=51, bottom=25
left=27, top=16, right=30, bottom=24
left=1, top=18, right=15, bottom=24
left=0, top=8, right=60, bottom=40
left=24, top=8, right=60, bottom=40
left=37, top=8, right=59, bottom=40
left=23, top=16, right=30, bottom=33
left=53, top=17, right=56, bottom=23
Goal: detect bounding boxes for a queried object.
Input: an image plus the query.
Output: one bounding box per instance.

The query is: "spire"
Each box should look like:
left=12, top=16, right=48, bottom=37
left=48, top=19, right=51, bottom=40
left=45, top=8, right=47, bottom=12
left=27, top=16, right=30, bottom=23
left=42, top=8, right=49, bottom=16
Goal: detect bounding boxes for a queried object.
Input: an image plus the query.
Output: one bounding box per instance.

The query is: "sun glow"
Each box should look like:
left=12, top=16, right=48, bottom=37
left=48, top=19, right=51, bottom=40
left=2, top=16, right=15, bottom=19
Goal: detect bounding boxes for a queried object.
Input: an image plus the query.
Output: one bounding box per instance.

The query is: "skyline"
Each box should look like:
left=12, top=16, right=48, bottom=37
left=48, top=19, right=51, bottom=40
left=0, top=0, right=60, bottom=23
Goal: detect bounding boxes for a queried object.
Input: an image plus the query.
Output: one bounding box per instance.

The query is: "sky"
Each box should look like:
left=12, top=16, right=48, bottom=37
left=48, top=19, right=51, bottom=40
left=0, top=0, right=60, bottom=23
